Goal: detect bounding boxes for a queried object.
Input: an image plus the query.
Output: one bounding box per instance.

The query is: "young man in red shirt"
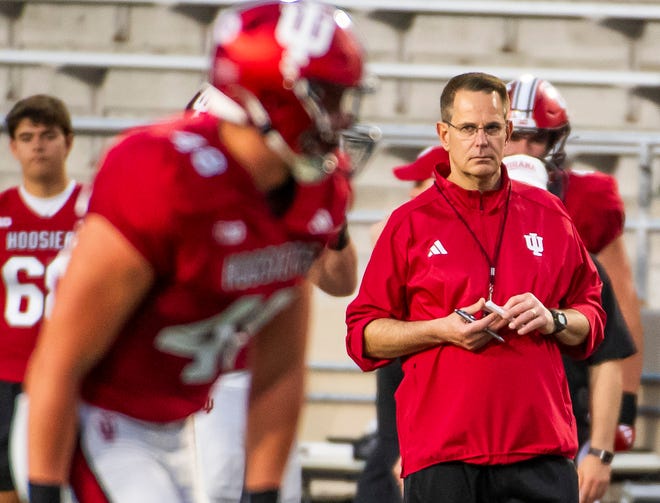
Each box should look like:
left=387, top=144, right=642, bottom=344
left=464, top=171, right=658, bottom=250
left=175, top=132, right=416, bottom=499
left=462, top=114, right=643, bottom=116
left=0, top=95, right=84, bottom=503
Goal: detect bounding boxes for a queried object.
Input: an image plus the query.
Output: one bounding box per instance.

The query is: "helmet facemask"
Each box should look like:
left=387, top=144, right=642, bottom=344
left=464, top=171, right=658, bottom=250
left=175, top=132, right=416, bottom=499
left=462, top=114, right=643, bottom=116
left=544, top=125, right=570, bottom=169
left=510, top=124, right=570, bottom=169
left=338, top=124, right=381, bottom=178
left=507, top=75, right=571, bottom=183
left=242, top=77, right=377, bottom=184
left=290, top=79, right=379, bottom=181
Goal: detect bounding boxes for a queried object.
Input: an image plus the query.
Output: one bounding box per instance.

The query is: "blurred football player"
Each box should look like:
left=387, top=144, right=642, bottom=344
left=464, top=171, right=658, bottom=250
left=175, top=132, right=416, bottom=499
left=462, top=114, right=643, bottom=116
left=20, top=2, right=370, bottom=502
left=0, top=95, right=84, bottom=503
left=186, top=84, right=373, bottom=503
left=505, top=76, right=643, bottom=457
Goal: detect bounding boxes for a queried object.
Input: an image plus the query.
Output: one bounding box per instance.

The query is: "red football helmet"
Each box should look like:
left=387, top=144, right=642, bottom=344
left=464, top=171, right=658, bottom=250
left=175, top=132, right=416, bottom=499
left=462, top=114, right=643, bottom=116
left=209, top=0, right=370, bottom=183
left=506, top=75, right=571, bottom=168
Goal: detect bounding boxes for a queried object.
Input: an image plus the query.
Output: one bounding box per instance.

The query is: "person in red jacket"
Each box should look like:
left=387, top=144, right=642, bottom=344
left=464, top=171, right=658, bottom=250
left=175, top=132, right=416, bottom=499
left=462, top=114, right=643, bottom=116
left=504, top=74, right=641, bottom=454
left=346, top=72, right=605, bottom=503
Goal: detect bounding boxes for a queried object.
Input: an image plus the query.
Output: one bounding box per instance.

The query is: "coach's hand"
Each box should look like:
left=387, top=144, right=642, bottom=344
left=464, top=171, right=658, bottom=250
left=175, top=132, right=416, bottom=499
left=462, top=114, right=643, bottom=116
left=578, top=454, right=611, bottom=503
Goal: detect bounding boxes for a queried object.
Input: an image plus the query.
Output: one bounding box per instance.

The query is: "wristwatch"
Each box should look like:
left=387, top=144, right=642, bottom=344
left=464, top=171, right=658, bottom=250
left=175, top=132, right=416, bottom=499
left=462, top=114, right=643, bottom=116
left=549, top=309, right=567, bottom=335
left=587, top=447, right=614, bottom=465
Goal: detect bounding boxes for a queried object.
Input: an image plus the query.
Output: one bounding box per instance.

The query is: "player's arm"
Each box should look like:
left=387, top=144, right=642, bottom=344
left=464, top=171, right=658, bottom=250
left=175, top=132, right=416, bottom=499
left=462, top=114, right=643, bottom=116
left=306, top=239, right=357, bottom=297
left=24, top=214, right=154, bottom=490
left=597, top=236, right=643, bottom=394
left=577, top=360, right=622, bottom=503
left=243, top=281, right=310, bottom=498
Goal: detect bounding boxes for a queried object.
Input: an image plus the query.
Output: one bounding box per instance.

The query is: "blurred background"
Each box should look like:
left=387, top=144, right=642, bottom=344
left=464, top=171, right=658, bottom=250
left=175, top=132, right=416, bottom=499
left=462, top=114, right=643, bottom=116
left=2, top=1, right=660, bottom=500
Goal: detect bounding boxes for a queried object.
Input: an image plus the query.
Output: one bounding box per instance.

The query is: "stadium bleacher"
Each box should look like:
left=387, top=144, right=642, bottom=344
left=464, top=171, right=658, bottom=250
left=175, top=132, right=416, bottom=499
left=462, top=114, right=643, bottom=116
left=2, top=1, right=660, bottom=500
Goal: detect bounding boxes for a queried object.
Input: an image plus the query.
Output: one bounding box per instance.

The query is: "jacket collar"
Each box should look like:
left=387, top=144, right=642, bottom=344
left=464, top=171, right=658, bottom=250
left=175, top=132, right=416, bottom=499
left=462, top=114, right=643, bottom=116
left=433, top=161, right=511, bottom=213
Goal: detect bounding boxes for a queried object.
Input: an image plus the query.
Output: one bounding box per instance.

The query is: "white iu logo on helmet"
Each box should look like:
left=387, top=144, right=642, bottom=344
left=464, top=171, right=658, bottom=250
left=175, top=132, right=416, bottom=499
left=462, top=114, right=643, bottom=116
left=276, top=2, right=335, bottom=82
left=524, top=232, right=544, bottom=257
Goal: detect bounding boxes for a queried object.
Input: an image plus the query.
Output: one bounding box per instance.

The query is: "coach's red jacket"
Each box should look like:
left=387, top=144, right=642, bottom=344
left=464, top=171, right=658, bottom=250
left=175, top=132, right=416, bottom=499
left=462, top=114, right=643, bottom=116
left=346, top=163, right=605, bottom=478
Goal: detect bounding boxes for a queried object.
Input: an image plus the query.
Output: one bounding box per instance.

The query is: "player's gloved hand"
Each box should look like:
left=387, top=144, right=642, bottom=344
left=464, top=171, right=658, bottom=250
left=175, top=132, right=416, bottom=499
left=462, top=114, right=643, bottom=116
left=615, top=392, right=637, bottom=451
left=615, top=424, right=635, bottom=452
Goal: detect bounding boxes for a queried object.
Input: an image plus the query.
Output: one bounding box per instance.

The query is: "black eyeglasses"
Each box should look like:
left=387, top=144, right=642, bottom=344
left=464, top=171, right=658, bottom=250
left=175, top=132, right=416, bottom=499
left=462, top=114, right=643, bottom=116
left=445, top=121, right=507, bottom=139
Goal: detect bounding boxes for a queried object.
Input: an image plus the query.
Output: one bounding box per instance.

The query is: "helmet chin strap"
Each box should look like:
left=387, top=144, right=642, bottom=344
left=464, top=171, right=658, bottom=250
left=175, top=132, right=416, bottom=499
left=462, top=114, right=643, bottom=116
left=263, top=130, right=337, bottom=184
left=189, top=83, right=336, bottom=185
left=239, top=90, right=337, bottom=185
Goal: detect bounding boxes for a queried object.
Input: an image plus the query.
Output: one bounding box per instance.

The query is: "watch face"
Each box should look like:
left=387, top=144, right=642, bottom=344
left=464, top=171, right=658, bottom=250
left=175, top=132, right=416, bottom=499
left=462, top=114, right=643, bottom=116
left=550, top=310, right=567, bottom=334
left=589, top=447, right=614, bottom=464
left=558, top=312, right=567, bottom=326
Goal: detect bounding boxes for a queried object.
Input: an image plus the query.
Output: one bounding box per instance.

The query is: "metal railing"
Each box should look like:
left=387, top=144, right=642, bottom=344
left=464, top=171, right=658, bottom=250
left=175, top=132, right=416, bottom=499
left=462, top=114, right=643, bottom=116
left=306, top=364, right=660, bottom=411
left=4, top=48, right=660, bottom=90
left=1, top=115, right=658, bottom=299
left=6, top=0, right=660, bottom=21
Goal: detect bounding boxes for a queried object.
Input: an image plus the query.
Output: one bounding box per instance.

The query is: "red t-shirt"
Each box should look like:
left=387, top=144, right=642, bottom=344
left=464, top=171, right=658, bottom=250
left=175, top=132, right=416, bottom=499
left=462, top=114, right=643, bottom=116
left=82, top=113, right=350, bottom=421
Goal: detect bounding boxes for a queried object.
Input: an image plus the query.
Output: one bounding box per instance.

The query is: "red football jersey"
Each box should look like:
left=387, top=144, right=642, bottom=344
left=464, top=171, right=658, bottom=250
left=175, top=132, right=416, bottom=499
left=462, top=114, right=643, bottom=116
left=82, top=113, right=350, bottom=422
left=562, top=169, right=625, bottom=254
left=0, top=182, right=84, bottom=382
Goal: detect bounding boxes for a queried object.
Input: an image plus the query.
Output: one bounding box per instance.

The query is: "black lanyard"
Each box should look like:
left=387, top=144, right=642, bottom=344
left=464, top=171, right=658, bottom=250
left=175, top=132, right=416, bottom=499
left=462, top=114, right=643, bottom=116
left=438, top=183, right=512, bottom=301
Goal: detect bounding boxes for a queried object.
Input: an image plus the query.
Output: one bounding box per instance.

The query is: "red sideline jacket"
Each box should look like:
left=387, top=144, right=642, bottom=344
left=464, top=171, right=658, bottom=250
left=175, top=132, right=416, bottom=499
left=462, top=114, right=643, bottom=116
left=346, top=163, right=605, bottom=477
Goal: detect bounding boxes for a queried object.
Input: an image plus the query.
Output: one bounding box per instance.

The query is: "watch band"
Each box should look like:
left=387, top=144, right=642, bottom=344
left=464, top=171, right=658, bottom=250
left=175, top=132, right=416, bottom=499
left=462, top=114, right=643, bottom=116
left=549, top=309, right=567, bottom=335
left=587, top=447, right=614, bottom=465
